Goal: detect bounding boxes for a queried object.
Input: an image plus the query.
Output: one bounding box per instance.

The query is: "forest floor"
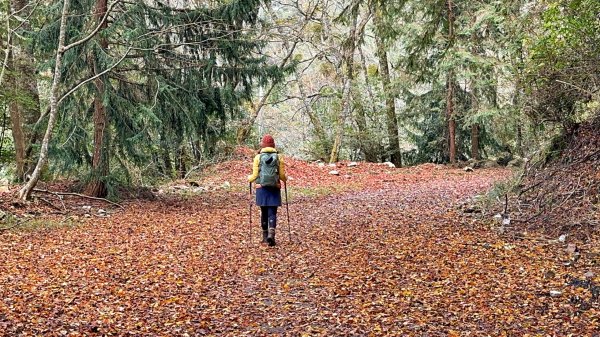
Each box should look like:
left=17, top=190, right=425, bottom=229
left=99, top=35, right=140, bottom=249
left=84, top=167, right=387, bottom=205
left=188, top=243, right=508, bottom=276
left=0, top=151, right=599, bottom=336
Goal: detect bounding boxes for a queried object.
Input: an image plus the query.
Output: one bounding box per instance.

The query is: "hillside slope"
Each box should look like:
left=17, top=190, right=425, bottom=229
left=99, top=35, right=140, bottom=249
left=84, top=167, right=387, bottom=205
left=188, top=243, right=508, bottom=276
left=513, top=116, right=600, bottom=236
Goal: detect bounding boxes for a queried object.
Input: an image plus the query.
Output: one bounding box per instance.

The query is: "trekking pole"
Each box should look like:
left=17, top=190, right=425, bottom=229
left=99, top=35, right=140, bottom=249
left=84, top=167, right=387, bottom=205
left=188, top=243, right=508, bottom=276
left=249, top=182, right=253, bottom=245
left=284, top=181, right=291, bottom=242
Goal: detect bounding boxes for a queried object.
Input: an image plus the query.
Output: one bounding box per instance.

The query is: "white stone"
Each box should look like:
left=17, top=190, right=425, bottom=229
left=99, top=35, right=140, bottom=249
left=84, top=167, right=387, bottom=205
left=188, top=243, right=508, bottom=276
left=558, top=234, right=567, bottom=243
left=383, top=162, right=396, bottom=168
left=549, top=290, right=562, bottom=297
left=348, top=162, right=359, bottom=167
left=329, top=170, right=340, bottom=176
left=221, top=181, right=231, bottom=189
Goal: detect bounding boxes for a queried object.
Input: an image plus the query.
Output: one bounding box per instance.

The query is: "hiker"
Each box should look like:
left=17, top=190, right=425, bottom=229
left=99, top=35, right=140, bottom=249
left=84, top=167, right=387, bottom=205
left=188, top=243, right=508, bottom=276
left=248, top=134, right=287, bottom=246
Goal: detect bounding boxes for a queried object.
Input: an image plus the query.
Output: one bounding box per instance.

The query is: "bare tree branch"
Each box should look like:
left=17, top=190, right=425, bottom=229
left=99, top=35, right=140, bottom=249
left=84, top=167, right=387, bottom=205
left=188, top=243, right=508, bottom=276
left=33, top=189, right=124, bottom=209
left=0, top=12, right=11, bottom=88
left=555, top=79, right=598, bottom=97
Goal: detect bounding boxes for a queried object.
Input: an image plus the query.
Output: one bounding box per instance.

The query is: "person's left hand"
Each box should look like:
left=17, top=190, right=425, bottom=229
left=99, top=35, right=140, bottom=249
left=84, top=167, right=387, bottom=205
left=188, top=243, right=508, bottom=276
left=255, top=184, right=262, bottom=189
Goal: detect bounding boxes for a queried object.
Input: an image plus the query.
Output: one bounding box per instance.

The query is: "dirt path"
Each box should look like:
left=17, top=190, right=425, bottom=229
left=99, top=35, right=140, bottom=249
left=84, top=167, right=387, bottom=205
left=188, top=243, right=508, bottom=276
left=0, top=167, right=597, bottom=336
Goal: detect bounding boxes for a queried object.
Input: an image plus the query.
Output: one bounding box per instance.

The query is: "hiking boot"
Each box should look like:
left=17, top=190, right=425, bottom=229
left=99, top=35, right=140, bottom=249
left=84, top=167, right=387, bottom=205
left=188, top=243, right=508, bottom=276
left=267, top=228, right=276, bottom=246
left=261, top=230, right=268, bottom=243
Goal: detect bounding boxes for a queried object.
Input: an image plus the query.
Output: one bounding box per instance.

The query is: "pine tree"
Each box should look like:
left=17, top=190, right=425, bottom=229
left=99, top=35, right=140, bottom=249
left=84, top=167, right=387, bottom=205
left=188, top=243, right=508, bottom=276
left=7, top=0, right=41, bottom=181
left=24, top=0, right=285, bottom=197
left=393, top=0, right=520, bottom=163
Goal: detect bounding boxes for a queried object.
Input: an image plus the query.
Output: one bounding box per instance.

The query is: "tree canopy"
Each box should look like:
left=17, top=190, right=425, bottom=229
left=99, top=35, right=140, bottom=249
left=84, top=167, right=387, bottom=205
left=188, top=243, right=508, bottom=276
left=0, top=0, right=598, bottom=196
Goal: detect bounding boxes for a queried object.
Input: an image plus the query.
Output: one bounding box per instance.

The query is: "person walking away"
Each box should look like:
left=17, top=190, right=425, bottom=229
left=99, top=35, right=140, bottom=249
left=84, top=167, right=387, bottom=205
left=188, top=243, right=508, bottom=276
left=248, top=134, right=287, bottom=246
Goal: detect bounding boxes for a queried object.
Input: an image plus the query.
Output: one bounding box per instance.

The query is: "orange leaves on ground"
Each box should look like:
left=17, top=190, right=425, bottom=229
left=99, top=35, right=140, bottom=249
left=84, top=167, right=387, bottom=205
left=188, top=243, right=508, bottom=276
left=0, top=155, right=598, bottom=335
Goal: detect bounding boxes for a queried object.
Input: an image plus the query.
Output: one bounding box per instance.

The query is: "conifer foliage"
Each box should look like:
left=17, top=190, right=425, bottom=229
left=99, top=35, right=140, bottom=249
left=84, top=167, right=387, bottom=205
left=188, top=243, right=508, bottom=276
left=1, top=0, right=599, bottom=194
left=10, top=0, right=285, bottom=198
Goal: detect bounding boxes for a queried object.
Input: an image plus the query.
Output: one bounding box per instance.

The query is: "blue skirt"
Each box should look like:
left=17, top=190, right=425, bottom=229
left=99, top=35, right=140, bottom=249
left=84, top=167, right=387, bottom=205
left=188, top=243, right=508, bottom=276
left=256, top=186, right=282, bottom=207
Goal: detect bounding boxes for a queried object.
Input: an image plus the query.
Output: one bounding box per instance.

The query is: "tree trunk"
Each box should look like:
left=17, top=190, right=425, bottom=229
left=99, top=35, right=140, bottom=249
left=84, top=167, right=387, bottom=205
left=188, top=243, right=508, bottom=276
left=176, top=145, right=187, bottom=179
left=85, top=0, right=110, bottom=197
left=358, top=47, right=378, bottom=162
left=471, top=124, right=479, bottom=160
left=374, top=1, right=402, bottom=167
left=329, top=2, right=360, bottom=164
left=19, top=0, right=71, bottom=200
left=359, top=47, right=377, bottom=109
left=9, top=0, right=42, bottom=182
left=353, top=96, right=370, bottom=160
left=513, top=79, right=524, bottom=156
left=469, top=82, right=480, bottom=161
left=446, top=0, right=457, bottom=164
left=296, top=70, right=331, bottom=158
left=446, top=72, right=457, bottom=163
left=329, top=78, right=351, bottom=163
left=8, top=50, right=26, bottom=181
left=85, top=90, right=109, bottom=197
left=160, top=131, right=173, bottom=177
left=350, top=13, right=373, bottom=162
left=191, top=139, right=202, bottom=162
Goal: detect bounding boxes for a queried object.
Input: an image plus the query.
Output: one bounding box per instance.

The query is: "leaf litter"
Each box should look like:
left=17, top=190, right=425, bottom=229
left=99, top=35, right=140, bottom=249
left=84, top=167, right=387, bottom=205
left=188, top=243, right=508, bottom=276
left=0, top=153, right=598, bottom=336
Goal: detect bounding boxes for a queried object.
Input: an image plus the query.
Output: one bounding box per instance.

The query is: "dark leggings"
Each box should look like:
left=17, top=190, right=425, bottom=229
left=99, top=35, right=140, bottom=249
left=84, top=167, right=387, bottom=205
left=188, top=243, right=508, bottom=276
left=260, top=206, right=278, bottom=230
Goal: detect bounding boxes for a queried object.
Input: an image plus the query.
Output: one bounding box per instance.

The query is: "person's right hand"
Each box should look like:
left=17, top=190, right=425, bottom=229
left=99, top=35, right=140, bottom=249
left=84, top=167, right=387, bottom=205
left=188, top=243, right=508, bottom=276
left=255, top=184, right=262, bottom=189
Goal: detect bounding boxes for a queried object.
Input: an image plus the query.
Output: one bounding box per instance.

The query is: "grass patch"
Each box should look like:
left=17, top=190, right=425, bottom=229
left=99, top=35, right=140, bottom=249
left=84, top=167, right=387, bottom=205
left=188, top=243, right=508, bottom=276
left=0, top=213, right=83, bottom=232
left=288, top=184, right=357, bottom=200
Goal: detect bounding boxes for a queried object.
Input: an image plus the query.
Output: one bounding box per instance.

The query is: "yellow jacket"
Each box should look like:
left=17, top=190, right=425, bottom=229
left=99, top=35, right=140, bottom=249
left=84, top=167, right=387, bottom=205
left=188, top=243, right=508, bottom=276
left=247, top=147, right=287, bottom=183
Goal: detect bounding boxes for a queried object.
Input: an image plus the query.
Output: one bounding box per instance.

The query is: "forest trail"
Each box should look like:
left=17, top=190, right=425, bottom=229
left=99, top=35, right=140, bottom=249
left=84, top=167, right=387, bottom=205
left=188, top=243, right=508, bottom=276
left=0, top=164, right=598, bottom=336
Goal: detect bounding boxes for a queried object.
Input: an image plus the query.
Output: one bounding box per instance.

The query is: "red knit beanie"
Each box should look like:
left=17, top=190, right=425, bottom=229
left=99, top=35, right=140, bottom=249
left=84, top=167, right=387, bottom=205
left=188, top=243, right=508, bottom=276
left=261, top=134, right=275, bottom=148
